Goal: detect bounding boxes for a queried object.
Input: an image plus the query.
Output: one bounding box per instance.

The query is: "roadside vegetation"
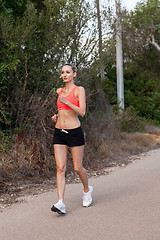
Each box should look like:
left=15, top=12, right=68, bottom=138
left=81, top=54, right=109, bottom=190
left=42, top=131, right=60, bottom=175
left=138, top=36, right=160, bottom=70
left=0, top=0, right=160, bottom=201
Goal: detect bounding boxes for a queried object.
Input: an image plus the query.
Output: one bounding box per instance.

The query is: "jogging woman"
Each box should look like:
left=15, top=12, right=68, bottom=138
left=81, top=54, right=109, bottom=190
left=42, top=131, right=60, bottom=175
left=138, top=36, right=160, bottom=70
left=51, top=64, right=93, bottom=214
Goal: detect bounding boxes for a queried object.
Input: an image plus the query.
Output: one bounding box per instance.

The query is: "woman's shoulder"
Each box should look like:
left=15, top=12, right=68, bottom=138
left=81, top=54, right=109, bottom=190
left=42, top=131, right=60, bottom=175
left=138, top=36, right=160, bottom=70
left=75, top=86, right=85, bottom=97
left=76, top=86, right=85, bottom=92
left=56, top=87, right=63, bottom=95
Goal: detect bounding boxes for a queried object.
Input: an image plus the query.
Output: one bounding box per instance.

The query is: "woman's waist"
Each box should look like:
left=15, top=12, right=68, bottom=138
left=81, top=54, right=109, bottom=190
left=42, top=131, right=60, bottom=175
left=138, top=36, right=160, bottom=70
left=54, top=126, right=82, bottom=132
left=55, top=118, right=80, bottom=129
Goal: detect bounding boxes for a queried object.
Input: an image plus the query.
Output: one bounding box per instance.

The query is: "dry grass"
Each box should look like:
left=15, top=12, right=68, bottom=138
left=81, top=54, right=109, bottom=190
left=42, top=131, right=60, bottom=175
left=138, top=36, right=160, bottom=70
left=144, top=124, right=160, bottom=135
left=99, top=133, right=157, bottom=156
left=83, top=112, right=160, bottom=171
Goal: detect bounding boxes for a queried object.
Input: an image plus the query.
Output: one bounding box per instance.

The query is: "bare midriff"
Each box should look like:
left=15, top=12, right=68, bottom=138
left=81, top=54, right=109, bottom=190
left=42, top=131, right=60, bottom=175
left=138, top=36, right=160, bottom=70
left=55, top=110, right=81, bottom=129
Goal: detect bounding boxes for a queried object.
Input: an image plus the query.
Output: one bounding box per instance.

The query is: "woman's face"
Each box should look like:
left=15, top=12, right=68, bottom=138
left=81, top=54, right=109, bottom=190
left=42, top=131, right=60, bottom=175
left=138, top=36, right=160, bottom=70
left=61, top=65, right=76, bottom=83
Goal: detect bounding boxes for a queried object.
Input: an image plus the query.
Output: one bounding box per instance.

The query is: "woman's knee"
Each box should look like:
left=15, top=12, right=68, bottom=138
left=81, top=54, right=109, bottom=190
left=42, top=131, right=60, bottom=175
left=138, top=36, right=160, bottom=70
left=74, top=165, right=84, bottom=174
left=57, top=164, right=66, bottom=174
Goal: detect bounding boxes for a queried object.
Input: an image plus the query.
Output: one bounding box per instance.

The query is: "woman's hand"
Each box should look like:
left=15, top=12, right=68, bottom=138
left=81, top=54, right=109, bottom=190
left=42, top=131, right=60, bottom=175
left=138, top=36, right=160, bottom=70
left=51, top=114, right=58, bottom=123
left=59, top=95, right=68, bottom=105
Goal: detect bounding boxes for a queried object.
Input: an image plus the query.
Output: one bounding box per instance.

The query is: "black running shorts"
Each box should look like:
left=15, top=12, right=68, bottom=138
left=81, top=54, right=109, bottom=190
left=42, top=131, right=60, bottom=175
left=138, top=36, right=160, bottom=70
left=53, top=126, right=85, bottom=147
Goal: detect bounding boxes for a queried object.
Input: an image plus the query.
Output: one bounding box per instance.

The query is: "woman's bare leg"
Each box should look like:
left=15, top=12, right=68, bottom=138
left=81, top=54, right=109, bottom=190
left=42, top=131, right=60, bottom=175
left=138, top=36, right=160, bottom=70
left=71, top=145, right=89, bottom=193
left=54, top=144, right=68, bottom=200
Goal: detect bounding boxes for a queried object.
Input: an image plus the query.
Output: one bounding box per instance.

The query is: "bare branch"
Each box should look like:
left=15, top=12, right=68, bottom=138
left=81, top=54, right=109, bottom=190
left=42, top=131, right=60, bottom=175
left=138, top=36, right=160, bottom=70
left=149, top=35, right=160, bottom=53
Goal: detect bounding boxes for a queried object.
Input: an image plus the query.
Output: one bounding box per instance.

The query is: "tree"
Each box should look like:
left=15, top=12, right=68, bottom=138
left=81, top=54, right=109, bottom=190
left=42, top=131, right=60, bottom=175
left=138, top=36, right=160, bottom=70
left=95, top=0, right=105, bottom=80
left=122, top=0, right=160, bottom=56
left=0, top=0, right=97, bottom=129
left=103, top=0, right=160, bottom=122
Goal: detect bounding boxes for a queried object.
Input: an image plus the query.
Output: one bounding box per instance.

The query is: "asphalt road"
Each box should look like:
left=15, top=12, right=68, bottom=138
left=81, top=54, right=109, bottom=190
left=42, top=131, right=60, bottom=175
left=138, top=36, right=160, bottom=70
left=1, top=149, right=160, bottom=240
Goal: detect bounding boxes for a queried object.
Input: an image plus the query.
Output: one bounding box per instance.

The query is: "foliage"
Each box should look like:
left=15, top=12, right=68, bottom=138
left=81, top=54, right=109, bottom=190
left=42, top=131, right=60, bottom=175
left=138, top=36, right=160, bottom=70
left=0, top=0, right=95, bottom=130
left=103, top=0, right=160, bottom=123
left=0, top=130, right=11, bottom=152
left=116, top=107, right=146, bottom=133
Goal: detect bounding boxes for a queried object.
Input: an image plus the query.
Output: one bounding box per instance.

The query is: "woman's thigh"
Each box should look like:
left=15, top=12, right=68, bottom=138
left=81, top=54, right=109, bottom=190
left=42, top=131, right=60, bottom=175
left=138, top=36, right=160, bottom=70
left=70, top=145, right=85, bottom=169
left=54, top=144, right=68, bottom=169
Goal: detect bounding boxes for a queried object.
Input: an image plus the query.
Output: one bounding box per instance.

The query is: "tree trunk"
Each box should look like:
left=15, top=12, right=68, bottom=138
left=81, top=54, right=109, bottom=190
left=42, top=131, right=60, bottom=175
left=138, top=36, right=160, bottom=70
left=96, top=0, right=105, bottom=80
left=150, top=35, right=160, bottom=53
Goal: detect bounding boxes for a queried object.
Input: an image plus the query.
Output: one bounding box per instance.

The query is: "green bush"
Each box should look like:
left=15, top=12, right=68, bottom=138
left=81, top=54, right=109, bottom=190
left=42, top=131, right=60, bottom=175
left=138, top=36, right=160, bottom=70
left=116, top=107, right=146, bottom=133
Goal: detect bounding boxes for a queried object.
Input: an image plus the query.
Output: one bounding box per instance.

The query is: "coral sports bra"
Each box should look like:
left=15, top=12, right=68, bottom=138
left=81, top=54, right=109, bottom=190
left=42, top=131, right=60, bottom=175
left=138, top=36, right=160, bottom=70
left=57, top=86, right=80, bottom=110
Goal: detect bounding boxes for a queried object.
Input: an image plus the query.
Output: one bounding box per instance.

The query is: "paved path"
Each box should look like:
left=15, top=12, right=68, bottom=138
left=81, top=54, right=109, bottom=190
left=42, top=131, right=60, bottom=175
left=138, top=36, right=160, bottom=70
left=1, top=149, right=160, bottom=240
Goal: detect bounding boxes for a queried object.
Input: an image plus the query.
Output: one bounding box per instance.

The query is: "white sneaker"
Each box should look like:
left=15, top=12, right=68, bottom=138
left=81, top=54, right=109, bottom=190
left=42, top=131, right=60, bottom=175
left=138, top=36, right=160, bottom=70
left=83, top=186, right=93, bottom=207
left=51, top=199, right=66, bottom=214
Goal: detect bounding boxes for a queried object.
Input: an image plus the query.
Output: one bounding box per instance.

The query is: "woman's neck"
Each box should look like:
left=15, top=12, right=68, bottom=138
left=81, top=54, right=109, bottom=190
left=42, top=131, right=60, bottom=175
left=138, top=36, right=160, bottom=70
left=64, top=82, right=75, bottom=90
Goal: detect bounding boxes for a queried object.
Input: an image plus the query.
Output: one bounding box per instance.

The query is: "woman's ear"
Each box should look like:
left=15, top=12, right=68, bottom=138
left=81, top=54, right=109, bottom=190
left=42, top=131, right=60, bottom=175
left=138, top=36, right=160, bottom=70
left=73, top=72, right=77, bottom=78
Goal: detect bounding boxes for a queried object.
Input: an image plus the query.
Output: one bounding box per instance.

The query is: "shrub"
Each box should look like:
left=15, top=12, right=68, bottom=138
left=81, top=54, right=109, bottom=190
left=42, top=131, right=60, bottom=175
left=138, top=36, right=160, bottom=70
left=116, top=107, right=146, bottom=133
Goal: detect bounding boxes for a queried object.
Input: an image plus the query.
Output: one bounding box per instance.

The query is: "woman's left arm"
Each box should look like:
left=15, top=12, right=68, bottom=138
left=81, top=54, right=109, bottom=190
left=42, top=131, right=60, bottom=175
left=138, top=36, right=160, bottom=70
left=59, top=86, right=86, bottom=117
